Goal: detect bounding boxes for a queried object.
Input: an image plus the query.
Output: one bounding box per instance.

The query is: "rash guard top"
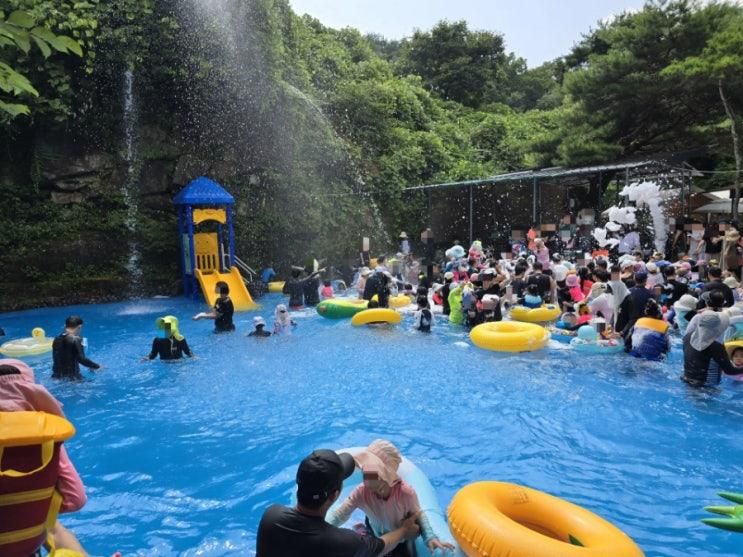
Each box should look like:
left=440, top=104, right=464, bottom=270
left=52, top=332, right=100, bottom=380
left=148, top=337, right=192, bottom=360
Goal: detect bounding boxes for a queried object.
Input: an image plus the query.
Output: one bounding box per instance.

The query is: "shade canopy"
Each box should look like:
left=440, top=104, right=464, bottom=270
left=173, top=177, right=235, bottom=206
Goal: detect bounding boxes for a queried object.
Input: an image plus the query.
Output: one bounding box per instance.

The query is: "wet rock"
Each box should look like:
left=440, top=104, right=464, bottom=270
left=51, top=191, right=87, bottom=204
left=139, top=159, right=175, bottom=196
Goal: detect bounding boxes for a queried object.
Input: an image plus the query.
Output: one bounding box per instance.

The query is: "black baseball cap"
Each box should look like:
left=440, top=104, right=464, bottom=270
left=296, top=449, right=355, bottom=504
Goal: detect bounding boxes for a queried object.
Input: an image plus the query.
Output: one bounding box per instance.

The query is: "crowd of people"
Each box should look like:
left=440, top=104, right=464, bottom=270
left=7, top=225, right=743, bottom=556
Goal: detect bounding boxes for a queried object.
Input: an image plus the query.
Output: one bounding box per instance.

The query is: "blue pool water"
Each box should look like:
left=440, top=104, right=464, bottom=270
left=2, top=295, right=743, bottom=557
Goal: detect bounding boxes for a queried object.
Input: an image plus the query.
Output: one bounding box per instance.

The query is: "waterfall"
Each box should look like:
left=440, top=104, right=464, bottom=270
left=122, top=69, right=143, bottom=295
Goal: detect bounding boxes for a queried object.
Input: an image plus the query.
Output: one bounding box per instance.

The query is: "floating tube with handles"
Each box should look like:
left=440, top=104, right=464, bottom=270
left=0, top=328, right=53, bottom=358
left=351, top=308, right=401, bottom=326
left=448, top=482, right=644, bottom=557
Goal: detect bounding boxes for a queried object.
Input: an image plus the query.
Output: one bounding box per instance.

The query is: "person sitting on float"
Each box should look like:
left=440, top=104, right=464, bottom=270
left=520, top=284, right=543, bottom=309
left=327, top=440, right=455, bottom=556
left=624, top=300, right=671, bottom=361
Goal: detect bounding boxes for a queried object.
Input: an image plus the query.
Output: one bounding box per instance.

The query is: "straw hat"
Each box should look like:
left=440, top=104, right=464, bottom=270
left=399, top=232, right=408, bottom=239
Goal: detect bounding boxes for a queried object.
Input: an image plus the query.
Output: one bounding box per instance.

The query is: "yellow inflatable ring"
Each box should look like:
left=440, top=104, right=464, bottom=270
left=351, top=308, right=401, bottom=326
left=371, top=294, right=412, bottom=308
left=0, top=328, right=53, bottom=358
left=509, top=304, right=561, bottom=323
left=267, top=281, right=285, bottom=293
left=470, top=321, right=549, bottom=353
left=448, top=482, right=644, bottom=557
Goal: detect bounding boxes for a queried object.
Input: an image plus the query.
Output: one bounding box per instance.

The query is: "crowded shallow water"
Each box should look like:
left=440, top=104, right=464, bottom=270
left=2, top=294, right=743, bottom=557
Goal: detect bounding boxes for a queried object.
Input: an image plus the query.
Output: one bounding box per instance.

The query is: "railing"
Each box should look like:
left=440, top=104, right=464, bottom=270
left=234, top=255, right=257, bottom=281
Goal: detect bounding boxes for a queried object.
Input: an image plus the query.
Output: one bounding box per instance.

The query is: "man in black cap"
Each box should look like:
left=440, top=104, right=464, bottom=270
left=256, top=449, right=420, bottom=556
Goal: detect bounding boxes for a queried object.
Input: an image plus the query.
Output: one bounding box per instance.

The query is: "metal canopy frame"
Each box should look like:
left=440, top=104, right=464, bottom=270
left=405, top=157, right=701, bottom=245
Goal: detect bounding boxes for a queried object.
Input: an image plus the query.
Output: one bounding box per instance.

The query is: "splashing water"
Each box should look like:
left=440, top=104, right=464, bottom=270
left=123, top=69, right=143, bottom=295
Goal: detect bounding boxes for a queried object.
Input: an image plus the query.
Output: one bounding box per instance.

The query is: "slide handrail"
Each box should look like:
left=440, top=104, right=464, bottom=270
left=234, top=256, right=257, bottom=280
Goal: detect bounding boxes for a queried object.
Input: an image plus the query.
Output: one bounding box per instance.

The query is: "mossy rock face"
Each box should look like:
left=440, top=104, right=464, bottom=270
left=0, top=276, right=181, bottom=312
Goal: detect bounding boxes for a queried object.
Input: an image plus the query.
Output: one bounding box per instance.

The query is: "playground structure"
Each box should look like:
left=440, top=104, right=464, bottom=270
left=173, top=177, right=257, bottom=311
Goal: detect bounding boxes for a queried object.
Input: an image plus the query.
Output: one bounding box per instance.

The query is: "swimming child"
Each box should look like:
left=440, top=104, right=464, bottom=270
left=328, top=439, right=455, bottom=556
left=273, top=304, right=297, bottom=335
left=321, top=280, right=334, bottom=299
left=142, top=316, right=193, bottom=361
left=249, top=316, right=272, bottom=337
left=413, top=297, right=433, bottom=333
left=521, top=284, right=543, bottom=309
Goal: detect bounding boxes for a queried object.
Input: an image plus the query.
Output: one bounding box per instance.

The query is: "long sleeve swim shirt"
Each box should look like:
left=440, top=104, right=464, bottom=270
left=328, top=480, right=437, bottom=544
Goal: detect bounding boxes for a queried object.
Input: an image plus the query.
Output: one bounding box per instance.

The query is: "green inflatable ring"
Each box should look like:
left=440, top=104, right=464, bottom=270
left=317, top=299, right=368, bottom=319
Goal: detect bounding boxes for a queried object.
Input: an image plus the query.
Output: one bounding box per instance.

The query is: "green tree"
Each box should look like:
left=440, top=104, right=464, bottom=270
left=0, top=9, right=81, bottom=119
left=664, top=13, right=743, bottom=217
left=397, top=20, right=509, bottom=108
left=552, top=0, right=737, bottom=166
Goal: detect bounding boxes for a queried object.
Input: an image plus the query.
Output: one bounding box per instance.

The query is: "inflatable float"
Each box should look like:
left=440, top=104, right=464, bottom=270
left=0, top=411, right=77, bottom=557
left=448, top=482, right=644, bottom=557
left=470, top=321, right=550, bottom=353
left=331, top=447, right=464, bottom=557
left=351, top=308, right=401, bottom=326
left=267, top=281, right=285, bottom=293
left=317, top=298, right=368, bottom=319
left=549, top=322, right=577, bottom=343
left=0, top=328, right=53, bottom=358
left=510, top=304, right=561, bottom=323
left=703, top=491, right=743, bottom=532
left=371, top=294, right=413, bottom=308
left=570, top=326, right=624, bottom=354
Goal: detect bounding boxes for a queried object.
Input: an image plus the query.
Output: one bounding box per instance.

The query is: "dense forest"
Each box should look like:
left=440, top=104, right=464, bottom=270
left=1, top=0, right=742, bottom=309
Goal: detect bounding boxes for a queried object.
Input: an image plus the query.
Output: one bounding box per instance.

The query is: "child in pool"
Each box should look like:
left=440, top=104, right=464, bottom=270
left=328, top=440, right=455, bottom=556
left=249, top=316, right=272, bottom=337
left=413, top=296, right=433, bottom=333
left=273, top=304, right=297, bottom=335
left=731, top=347, right=743, bottom=379
left=321, top=280, right=334, bottom=299
left=575, top=301, right=592, bottom=325
left=520, top=284, right=543, bottom=308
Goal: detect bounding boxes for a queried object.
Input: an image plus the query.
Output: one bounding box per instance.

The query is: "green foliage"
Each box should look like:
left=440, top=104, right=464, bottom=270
left=397, top=20, right=510, bottom=108
left=0, top=8, right=82, bottom=119
left=5, top=0, right=743, bottom=306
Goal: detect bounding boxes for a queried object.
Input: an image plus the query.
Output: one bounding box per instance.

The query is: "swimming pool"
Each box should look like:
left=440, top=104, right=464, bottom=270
left=2, top=294, right=742, bottom=556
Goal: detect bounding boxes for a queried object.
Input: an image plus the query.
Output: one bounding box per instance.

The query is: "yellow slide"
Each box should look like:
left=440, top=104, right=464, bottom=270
left=195, top=266, right=258, bottom=311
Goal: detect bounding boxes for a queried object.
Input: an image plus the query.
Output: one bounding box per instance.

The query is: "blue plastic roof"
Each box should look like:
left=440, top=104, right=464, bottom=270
left=173, top=177, right=235, bottom=206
